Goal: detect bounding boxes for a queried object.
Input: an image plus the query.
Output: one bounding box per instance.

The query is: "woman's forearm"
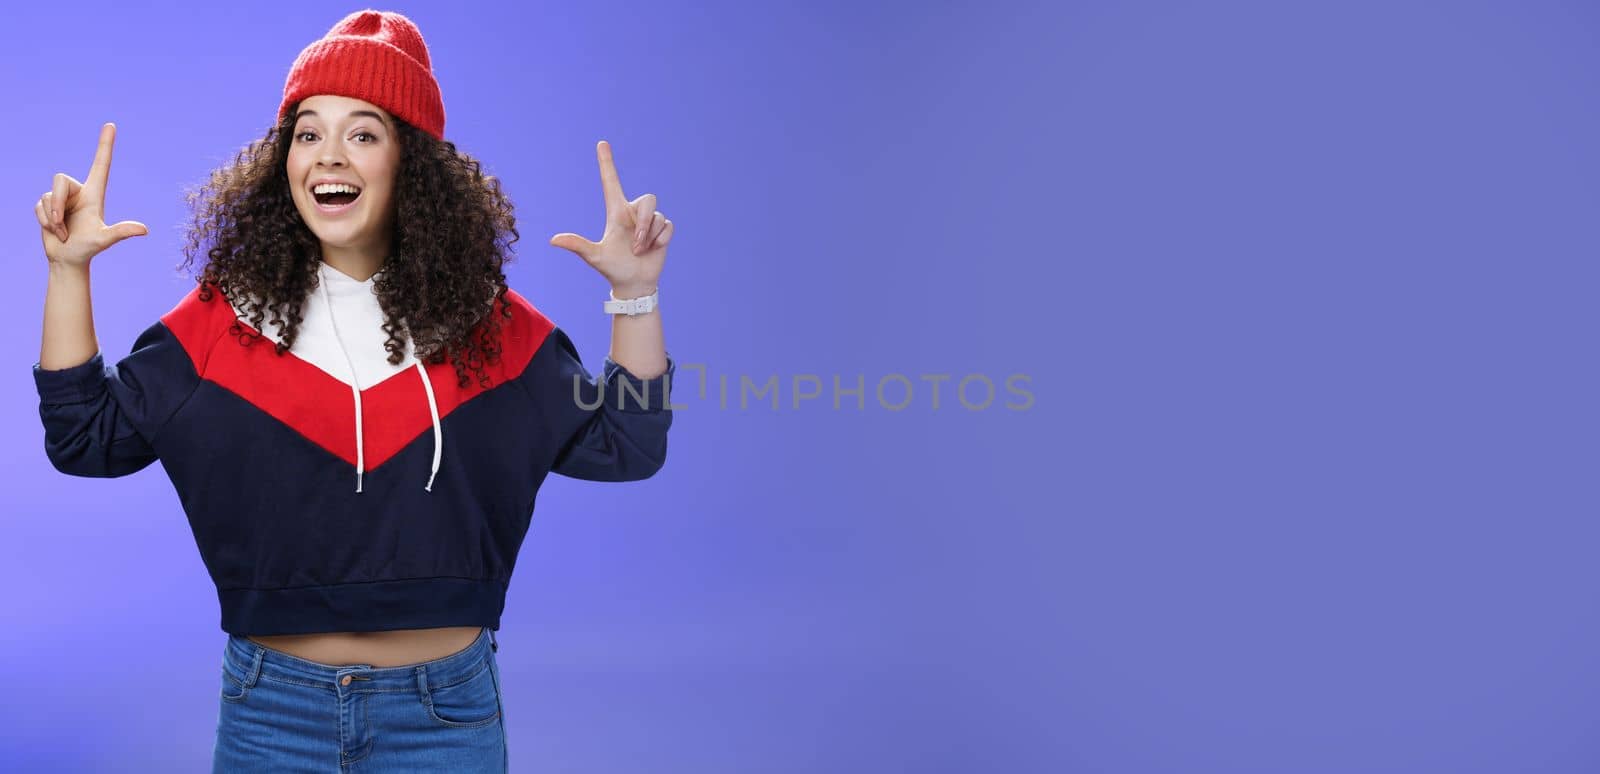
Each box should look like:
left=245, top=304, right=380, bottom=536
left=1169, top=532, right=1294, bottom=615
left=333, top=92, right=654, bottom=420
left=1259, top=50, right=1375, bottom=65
left=606, top=282, right=667, bottom=380
left=40, top=261, right=99, bottom=371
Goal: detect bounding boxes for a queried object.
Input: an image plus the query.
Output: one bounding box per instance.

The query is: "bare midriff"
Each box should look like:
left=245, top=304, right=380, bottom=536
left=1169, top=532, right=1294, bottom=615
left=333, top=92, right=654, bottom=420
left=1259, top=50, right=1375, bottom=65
left=246, top=625, right=485, bottom=668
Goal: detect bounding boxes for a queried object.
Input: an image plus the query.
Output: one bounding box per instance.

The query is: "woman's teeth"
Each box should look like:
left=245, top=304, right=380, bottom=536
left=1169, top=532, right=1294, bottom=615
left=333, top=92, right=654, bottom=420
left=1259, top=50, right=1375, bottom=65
left=312, top=183, right=362, bottom=208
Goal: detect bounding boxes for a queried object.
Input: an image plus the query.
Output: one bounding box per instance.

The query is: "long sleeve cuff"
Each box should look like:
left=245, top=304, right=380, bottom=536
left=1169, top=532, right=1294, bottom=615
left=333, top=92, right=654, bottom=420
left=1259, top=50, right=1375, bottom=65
left=599, top=354, right=676, bottom=413
left=33, top=351, right=109, bottom=404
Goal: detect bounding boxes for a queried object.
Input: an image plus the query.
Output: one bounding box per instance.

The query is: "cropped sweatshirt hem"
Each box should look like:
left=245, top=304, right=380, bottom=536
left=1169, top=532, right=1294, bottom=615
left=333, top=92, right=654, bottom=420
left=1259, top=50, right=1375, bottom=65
left=218, top=577, right=508, bottom=635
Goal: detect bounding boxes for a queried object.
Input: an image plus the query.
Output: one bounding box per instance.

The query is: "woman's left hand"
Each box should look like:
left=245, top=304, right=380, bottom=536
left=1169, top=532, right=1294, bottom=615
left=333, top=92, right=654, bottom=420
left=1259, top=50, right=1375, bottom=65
left=548, top=140, right=673, bottom=298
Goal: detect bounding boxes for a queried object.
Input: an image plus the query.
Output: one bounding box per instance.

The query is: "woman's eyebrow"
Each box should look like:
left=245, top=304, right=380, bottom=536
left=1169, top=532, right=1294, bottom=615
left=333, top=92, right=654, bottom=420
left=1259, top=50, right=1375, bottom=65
left=295, top=109, right=389, bottom=127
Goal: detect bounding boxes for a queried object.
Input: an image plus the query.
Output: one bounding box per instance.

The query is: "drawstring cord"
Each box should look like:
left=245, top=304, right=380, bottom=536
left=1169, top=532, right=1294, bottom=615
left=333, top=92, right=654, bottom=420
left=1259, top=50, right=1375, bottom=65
left=320, top=275, right=366, bottom=493
left=415, top=358, right=442, bottom=492
left=319, top=263, right=442, bottom=493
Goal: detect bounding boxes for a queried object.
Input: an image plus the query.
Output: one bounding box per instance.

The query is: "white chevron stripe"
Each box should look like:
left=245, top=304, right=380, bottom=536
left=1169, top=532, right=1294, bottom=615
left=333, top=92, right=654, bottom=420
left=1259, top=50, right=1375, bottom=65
left=225, top=261, right=418, bottom=391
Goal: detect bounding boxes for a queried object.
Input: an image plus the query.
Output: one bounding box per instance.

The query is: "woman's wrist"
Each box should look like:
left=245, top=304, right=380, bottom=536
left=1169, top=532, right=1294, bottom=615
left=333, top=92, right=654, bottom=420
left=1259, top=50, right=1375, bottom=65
left=48, top=259, right=92, bottom=279
left=610, top=283, right=657, bottom=299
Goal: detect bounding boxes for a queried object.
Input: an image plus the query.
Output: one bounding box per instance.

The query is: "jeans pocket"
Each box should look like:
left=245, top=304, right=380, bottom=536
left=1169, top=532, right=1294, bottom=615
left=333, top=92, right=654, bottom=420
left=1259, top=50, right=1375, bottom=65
left=219, top=644, right=258, bottom=704
left=220, top=665, right=250, bottom=703
left=420, top=657, right=501, bottom=728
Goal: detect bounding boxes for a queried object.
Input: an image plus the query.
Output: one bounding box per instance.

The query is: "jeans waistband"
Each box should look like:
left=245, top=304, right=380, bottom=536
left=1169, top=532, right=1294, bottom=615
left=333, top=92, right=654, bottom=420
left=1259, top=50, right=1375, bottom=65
left=223, top=626, right=495, bottom=693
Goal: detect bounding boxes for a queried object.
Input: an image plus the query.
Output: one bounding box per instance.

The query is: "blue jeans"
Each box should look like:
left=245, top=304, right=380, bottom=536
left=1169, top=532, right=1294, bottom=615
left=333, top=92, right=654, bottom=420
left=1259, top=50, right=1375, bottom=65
left=212, top=626, right=508, bottom=772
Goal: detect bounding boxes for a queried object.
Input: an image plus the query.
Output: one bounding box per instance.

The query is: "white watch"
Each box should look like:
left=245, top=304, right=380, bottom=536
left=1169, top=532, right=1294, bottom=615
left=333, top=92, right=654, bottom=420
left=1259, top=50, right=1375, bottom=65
left=604, top=286, right=659, bottom=316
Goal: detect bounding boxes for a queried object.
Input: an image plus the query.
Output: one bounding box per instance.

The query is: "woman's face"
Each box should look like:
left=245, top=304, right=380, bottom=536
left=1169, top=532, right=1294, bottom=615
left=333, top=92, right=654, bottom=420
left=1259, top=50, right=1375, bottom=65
left=285, top=94, right=402, bottom=254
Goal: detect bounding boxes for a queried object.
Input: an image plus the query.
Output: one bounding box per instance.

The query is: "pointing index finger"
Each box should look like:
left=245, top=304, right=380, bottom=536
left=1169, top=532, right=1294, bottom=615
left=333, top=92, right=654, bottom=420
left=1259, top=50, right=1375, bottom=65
left=596, top=140, right=627, bottom=214
left=84, top=123, right=117, bottom=199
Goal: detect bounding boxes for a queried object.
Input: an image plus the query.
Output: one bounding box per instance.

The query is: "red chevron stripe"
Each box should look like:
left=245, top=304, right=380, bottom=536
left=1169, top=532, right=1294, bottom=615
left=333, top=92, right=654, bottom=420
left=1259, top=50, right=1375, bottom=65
left=159, top=283, right=552, bottom=470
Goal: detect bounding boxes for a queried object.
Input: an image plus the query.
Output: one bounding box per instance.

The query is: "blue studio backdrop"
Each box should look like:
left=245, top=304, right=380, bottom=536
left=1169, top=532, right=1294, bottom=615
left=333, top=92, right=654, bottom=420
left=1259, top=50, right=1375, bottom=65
left=2, top=1, right=1597, bottom=772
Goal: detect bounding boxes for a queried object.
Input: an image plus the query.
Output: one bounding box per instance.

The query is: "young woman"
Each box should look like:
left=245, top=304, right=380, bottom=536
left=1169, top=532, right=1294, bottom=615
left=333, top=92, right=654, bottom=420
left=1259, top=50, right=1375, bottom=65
left=31, top=11, right=675, bottom=771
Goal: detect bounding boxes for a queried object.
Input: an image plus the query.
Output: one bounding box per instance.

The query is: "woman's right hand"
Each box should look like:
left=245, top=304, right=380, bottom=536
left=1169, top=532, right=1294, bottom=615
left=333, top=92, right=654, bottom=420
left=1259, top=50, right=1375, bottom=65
left=35, top=122, right=149, bottom=268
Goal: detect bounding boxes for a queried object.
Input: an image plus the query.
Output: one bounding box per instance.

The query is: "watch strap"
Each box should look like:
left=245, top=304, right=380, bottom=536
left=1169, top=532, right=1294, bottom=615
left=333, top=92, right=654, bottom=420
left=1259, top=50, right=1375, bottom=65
left=603, top=286, right=659, bottom=316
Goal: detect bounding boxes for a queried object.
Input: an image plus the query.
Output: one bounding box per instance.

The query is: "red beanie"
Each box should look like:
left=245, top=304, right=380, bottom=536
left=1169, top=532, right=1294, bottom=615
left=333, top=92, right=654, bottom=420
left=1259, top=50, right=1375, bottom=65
left=278, top=10, right=446, bottom=141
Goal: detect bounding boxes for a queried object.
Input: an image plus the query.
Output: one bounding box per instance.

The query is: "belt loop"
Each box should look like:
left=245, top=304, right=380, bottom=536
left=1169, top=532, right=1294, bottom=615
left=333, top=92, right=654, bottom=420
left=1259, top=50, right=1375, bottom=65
left=415, top=667, right=431, bottom=702
left=244, top=645, right=265, bottom=688
left=488, top=627, right=497, bottom=652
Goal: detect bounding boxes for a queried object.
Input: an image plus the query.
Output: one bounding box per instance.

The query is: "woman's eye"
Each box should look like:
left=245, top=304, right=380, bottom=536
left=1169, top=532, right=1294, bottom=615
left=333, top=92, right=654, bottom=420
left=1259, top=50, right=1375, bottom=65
left=295, top=131, right=374, bottom=142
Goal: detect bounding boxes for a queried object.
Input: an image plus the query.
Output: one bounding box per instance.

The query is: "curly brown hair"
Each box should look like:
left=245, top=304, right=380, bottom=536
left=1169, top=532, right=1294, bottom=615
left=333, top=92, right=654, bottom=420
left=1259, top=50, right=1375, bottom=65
left=177, top=100, right=520, bottom=389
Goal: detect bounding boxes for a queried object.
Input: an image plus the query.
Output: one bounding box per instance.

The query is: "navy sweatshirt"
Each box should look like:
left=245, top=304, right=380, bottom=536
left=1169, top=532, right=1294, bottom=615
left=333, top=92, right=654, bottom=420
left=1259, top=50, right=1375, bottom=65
left=31, top=261, right=675, bottom=635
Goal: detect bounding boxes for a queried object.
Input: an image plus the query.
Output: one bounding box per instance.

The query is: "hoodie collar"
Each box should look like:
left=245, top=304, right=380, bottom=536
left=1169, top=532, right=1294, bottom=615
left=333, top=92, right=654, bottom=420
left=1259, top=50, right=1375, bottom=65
left=319, top=259, right=382, bottom=293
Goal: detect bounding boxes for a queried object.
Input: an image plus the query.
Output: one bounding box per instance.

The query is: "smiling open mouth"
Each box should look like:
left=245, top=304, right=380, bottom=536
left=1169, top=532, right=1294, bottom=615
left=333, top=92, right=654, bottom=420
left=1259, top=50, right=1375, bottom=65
left=312, top=184, right=362, bottom=211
